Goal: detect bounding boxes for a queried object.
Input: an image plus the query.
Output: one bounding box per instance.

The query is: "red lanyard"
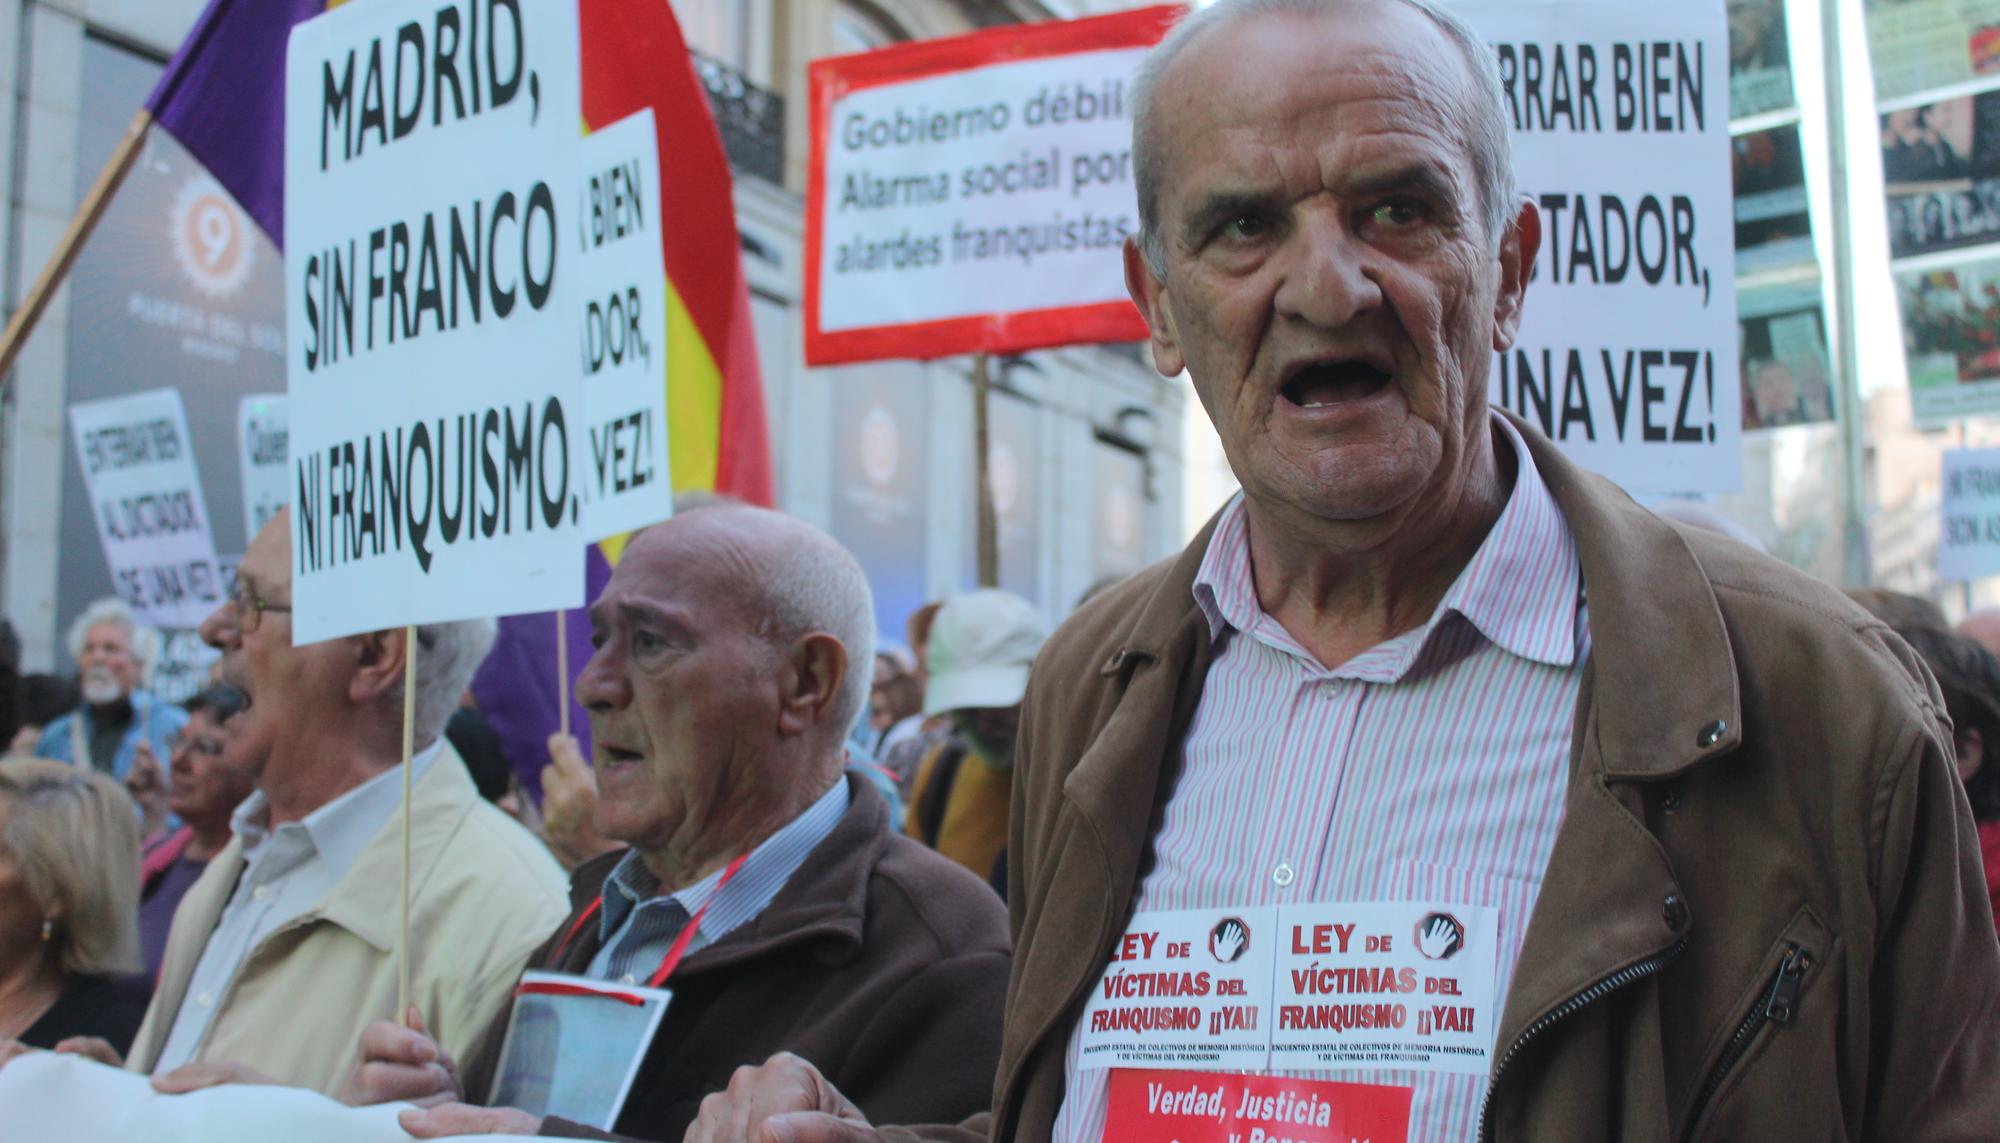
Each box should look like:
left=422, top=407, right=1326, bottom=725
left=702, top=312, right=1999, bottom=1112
left=553, top=853, right=750, bottom=987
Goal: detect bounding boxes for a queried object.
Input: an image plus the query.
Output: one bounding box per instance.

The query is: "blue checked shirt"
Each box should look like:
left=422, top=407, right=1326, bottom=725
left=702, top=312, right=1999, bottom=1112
left=588, top=778, right=851, bottom=984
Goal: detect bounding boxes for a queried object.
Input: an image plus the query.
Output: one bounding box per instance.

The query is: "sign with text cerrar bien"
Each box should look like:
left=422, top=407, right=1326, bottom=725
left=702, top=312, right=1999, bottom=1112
left=1456, top=0, right=1741, bottom=495
left=284, top=0, right=586, bottom=642
left=804, top=5, right=1182, bottom=365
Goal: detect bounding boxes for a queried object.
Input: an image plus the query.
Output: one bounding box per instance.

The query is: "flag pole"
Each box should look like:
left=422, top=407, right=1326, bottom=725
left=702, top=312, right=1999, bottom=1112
left=973, top=353, right=999, bottom=589
left=556, top=610, right=571, bottom=737
left=0, top=108, right=153, bottom=390
left=398, top=624, right=419, bottom=1026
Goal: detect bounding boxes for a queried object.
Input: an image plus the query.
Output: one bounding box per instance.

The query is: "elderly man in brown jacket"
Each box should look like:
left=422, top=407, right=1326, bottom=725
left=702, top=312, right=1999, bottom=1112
left=350, top=505, right=1011, bottom=1142
left=687, top=2, right=2000, bottom=1141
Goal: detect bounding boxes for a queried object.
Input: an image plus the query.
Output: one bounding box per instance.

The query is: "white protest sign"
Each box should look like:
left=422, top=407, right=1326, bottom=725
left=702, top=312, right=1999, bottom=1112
left=237, top=394, right=289, bottom=540
left=285, top=0, right=585, bottom=642
left=1453, top=0, right=1741, bottom=494
left=1939, top=448, right=2000, bottom=582
left=576, top=110, right=672, bottom=541
left=1270, top=902, right=1500, bottom=1076
left=67, top=388, right=225, bottom=629
left=1077, top=906, right=1277, bottom=1072
left=804, top=6, right=1179, bottom=364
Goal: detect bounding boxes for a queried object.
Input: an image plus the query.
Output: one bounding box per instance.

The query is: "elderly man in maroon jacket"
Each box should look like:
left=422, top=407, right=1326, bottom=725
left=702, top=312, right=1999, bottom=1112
left=345, top=505, right=1011, bottom=1141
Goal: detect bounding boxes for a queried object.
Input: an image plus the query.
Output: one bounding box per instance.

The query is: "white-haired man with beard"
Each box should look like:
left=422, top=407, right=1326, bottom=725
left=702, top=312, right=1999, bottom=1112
left=58, top=509, right=570, bottom=1100
left=35, top=597, right=186, bottom=782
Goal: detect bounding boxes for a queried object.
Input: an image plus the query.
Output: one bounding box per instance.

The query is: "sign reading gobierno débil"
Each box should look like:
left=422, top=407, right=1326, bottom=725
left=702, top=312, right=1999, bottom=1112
left=284, top=0, right=585, bottom=642
left=68, top=388, right=226, bottom=629
left=1939, top=448, right=2000, bottom=582
left=805, top=5, right=1181, bottom=365
left=1456, top=0, right=1741, bottom=495
left=576, top=110, right=672, bottom=542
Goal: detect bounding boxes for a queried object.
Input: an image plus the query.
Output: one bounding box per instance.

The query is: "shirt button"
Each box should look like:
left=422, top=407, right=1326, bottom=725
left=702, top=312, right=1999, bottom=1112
left=1272, top=863, right=1296, bottom=887
left=197, top=991, right=214, bottom=1007
left=251, top=885, right=270, bottom=902
left=619, top=975, right=635, bottom=985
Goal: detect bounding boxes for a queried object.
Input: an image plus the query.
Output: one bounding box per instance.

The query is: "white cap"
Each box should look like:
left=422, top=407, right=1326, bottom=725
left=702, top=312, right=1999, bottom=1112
left=922, top=590, right=1048, bottom=716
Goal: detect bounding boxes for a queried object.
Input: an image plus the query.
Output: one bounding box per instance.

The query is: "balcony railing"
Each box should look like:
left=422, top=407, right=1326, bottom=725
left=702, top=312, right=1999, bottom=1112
left=693, top=52, right=785, bottom=186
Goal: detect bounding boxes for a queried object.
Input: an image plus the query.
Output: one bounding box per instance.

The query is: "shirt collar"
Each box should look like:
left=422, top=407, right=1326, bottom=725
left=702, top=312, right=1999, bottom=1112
left=598, top=777, right=852, bottom=949
left=1192, top=412, right=1581, bottom=675
left=232, top=738, right=446, bottom=879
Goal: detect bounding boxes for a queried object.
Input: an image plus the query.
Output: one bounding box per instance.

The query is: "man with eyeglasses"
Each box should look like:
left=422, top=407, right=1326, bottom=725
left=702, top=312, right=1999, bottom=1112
left=60, top=509, right=570, bottom=1100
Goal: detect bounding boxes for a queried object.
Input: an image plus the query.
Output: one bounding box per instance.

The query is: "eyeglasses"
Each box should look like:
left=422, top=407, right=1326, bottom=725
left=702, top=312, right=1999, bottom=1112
left=229, top=578, right=292, bottom=633
left=171, top=734, right=227, bottom=759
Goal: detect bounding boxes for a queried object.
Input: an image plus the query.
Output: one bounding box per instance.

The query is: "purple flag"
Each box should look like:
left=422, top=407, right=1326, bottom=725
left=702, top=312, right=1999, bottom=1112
left=145, top=0, right=328, bottom=246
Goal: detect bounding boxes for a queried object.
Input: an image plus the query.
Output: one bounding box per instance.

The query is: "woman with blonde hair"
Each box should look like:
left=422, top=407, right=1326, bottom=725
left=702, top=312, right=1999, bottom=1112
left=0, top=758, right=150, bottom=1052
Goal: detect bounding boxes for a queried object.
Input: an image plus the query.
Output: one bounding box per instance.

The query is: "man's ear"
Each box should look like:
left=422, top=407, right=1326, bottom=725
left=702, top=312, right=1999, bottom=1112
left=1125, top=236, right=1186, bottom=377
left=1492, top=197, right=1542, bottom=352
left=348, top=627, right=408, bottom=707
left=777, top=633, right=847, bottom=738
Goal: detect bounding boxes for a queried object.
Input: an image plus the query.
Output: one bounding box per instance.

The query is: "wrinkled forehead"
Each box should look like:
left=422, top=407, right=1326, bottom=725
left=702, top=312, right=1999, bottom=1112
left=595, top=518, right=765, bottom=629
left=1149, top=7, right=1479, bottom=189
left=240, top=511, right=293, bottom=590
left=84, top=621, right=132, bottom=649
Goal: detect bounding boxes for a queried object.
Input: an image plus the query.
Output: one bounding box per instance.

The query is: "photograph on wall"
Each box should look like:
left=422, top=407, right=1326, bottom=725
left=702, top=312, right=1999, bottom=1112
left=1738, top=281, right=1835, bottom=432
left=1865, top=0, right=2000, bottom=105
left=1729, top=0, right=1795, bottom=118
left=1734, top=124, right=1815, bottom=273
left=1883, top=90, right=2000, bottom=257
left=1895, top=253, right=2000, bottom=422
left=826, top=363, right=934, bottom=645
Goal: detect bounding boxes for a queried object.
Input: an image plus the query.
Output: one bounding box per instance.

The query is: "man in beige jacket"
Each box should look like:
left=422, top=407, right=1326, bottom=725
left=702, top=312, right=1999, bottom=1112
left=66, top=509, right=569, bottom=1097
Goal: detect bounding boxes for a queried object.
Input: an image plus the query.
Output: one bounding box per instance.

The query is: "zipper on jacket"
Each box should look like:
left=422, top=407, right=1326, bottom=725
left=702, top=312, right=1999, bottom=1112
left=1677, top=943, right=1809, bottom=1143
left=1476, top=936, right=1687, bottom=1143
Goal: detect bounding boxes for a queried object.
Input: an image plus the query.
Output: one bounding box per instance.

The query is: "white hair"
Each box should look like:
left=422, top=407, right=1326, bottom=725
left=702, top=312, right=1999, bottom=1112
left=1131, top=0, right=1517, bottom=276
left=759, top=526, right=877, bottom=742
left=65, top=597, right=158, bottom=676
left=392, top=618, right=497, bottom=748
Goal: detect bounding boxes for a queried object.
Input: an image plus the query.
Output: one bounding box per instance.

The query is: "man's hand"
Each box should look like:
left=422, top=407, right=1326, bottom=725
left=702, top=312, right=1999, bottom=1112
left=683, top=1053, right=881, bottom=1143
left=540, top=733, right=620, bottom=871
left=339, top=1006, right=461, bottom=1107
left=152, top=1060, right=277, bottom=1093
left=126, top=741, right=170, bottom=843
left=53, top=1036, right=123, bottom=1067
left=397, top=1102, right=541, bottom=1137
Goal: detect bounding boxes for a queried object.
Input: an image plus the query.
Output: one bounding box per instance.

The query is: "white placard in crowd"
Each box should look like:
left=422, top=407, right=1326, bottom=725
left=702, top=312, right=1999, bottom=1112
left=576, top=110, right=673, bottom=541
left=1939, top=448, right=2000, bottom=582
left=284, top=0, right=586, bottom=642
left=804, top=6, right=1177, bottom=364
left=1453, top=0, right=1741, bottom=494
left=67, top=387, right=225, bottom=629
left=237, top=393, right=289, bottom=540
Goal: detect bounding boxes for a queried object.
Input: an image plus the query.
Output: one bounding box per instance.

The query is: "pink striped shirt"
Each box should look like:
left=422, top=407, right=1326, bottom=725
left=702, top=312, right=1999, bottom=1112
left=1052, top=415, right=1589, bottom=1142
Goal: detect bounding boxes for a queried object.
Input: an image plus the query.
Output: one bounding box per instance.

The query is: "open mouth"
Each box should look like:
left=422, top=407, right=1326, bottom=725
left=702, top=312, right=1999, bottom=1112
left=1280, top=360, right=1392, bottom=409
left=599, top=745, right=644, bottom=771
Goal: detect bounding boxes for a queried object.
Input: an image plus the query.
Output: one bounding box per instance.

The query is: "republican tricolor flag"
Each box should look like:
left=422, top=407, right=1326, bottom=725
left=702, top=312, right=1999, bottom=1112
left=146, top=0, right=773, bottom=781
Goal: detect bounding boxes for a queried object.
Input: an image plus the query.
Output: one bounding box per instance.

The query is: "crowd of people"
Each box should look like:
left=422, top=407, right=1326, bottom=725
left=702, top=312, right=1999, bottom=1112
left=3, top=0, right=1999, bottom=1140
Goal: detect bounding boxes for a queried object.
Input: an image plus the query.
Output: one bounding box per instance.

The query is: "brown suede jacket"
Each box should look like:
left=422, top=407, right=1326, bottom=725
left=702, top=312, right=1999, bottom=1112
left=886, top=417, right=2000, bottom=1143
left=522, top=775, right=1011, bottom=1141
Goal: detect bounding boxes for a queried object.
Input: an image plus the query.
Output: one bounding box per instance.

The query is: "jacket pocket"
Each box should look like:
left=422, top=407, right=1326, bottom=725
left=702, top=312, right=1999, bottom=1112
left=1678, top=905, right=1833, bottom=1143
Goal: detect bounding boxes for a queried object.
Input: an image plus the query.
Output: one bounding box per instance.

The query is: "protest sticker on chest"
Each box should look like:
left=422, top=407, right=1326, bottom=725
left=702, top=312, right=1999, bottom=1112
left=1077, top=907, right=1276, bottom=1071
left=1270, top=902, right=1500, bottom=1075
left=1104, top=1069, right=1412, bottom=1143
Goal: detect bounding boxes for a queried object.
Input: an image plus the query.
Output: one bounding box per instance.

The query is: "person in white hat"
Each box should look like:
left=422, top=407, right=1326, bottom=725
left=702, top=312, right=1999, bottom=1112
left=903, top=590, right=1046, bottom=884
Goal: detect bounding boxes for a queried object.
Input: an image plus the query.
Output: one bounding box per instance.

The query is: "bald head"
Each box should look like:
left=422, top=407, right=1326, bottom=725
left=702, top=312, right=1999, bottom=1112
left=1960, top=608, right=2000, bottom=661
left=625, top=505, right=877, bottom=737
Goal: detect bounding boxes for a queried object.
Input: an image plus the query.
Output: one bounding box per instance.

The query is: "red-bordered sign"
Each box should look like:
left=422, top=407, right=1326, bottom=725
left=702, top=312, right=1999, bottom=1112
left=805, top=5, right=1184, bottom=366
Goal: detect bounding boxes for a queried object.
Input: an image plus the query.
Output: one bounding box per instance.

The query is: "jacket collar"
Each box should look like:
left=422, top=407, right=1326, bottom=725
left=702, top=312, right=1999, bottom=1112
left=1103, top=412, right=1741, bottom=781
left=300, top=743, right=481, bottom=952
left=561, top=774, right=890, bottom=976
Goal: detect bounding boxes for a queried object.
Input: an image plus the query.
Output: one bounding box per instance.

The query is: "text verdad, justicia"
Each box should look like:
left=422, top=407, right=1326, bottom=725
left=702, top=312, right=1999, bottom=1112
left=294, top=398, right=574, bottom=576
